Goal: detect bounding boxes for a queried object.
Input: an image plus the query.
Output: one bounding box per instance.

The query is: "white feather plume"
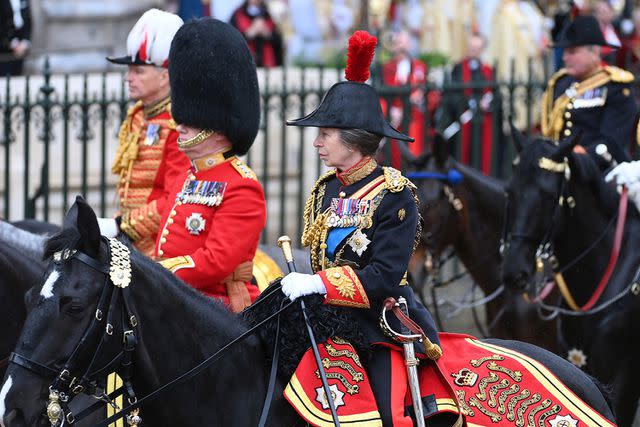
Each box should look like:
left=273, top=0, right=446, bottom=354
left=126, top=8, right=184, bottom=67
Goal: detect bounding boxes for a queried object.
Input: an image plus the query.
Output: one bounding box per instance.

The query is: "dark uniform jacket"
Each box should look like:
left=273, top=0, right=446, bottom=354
left=0, top=0, right=30, bottom=54
left=541, top=66, right=637, bottom=163
left=302, top=158, right=440, bottom=357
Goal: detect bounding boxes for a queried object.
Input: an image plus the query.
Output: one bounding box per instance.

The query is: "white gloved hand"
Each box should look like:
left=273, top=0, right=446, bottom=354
left=605, top=161, right=640, bottom=187
left=281, top=272, right=326, bottom=301
left=97, top=218, right=119, bottom=238
left=627, top=181, right=640, bottom=214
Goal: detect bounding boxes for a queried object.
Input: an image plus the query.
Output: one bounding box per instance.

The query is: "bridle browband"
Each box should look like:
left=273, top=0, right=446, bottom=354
left=9, top=236, right=295, bottom=427
left=9, top=237, right=142, bottom=426
left=502, top=154, right=632, bottom=314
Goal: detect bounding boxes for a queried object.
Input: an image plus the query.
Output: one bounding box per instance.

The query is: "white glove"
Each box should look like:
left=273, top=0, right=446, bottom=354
left=605, top=161, right=640, bottom=187
left=281, top=272, right=326, bottom=301
left=97, top=218, right=118, bottom=238
left=627, top=181, right=640, bottom=214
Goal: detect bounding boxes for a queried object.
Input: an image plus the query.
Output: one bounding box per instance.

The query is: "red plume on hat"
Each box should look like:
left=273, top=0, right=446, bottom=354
left=345, top=30, right=378, bottom=83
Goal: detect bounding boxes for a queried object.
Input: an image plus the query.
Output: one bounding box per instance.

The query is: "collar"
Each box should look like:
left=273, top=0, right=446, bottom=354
left=143, top=95, right=171, bottom=119
left=190, top=148, right=234, bottom=172
left=336, top=157, right=377, bottom=186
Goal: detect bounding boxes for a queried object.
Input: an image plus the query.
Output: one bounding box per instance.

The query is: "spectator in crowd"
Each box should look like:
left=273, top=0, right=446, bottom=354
left=0, top=0, right=31, bottom=76
left=617, top=6, right=640, bottom=70
left=230, top=0, right=283, bottom=67
left=380, top=30, right=435, bottom=169
left=595, top=0, right=622, bottom=64
left=437, top=33, right=500, bottom=175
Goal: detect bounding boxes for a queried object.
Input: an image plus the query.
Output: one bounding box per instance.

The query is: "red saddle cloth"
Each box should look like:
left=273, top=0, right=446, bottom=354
left=285, top=333, right=616, bottom=427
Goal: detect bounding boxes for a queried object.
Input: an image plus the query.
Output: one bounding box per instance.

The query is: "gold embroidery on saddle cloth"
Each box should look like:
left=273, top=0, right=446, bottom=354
left=487, top=379, right=511, bottom=408
left=487, top=361, right=523, bottom=382
left=325, top=344, right=362, bottom=368
left=315, top=370, right=359, bottom=395
left=469, top=396, right=502, bottom=422
left=470, top=354, right=505, bottom=367
left=322, top=358, right=365, bottom=382
left=454, top=361, right=566, bottom=427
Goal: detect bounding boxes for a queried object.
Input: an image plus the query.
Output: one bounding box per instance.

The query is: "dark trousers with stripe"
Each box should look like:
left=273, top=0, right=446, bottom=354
left=367, top=347, right=458, bottom=427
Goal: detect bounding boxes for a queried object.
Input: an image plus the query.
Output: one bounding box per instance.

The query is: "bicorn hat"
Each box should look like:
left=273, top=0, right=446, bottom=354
left=107, top=9, right=183, bottom=68
left=168, top=18, right=260, bottom=155
left=554, top=15, right=620, bottom=49
left=287, top=31, right=413, bottom=142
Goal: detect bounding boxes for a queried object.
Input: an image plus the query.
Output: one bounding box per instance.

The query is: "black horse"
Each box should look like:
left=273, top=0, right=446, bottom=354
left=1, top=198, right=616, bottom=426
left=411, top=138, right=559, bottom=352
left=0, top=220, right=106, bottom=427
left=502, top=133, right=640, bottom=427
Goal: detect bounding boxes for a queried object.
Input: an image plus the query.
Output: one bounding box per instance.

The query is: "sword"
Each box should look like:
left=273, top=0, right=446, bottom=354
left=380, top=297, right=427, bottom=427
left=398, top=297, right=426, bottom=427
left=277, top=236, right=341, bottom=427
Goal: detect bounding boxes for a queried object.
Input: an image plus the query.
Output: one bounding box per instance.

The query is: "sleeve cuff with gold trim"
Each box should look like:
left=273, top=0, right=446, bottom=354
left=120, top=200, right=162, bottom=241
left=318, top=266, right=370, bottom=309
left=158, top=255, right=196, bottom=273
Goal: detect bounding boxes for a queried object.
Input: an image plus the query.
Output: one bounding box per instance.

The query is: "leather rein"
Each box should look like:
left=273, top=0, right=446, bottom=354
left=503, top=156, right=630, bottom=313
left=8, top=237, right=293, bottom=427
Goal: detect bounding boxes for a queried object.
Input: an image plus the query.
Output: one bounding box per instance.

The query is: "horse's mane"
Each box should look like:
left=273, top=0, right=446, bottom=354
left=453, top=160, right=504, bottom=217
left=243, top=281, right=369, bottom=381
left=43, top=227, right=82, bottom=260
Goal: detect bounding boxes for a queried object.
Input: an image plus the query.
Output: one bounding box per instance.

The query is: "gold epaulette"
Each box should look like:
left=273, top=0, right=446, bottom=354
left=604, top=65, right=634, bottom=83
left=126, top=100, right=143, bottom=118
left=166, top=103, right=177, bottom=129
left=231, top=158, right=258, bottom=180
left=382, top=167, right=414, bottom=193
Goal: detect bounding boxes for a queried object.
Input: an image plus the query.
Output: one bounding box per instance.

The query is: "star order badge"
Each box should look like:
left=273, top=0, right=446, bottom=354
left=348, top=229, right=370, bottom=256
left=549, top=414, right=579, bottom=427
left=185, top=213, right=206, bottom=235
left=315, top=384, right=345, bottom=410
left=566, top=348, right=587, bottom=368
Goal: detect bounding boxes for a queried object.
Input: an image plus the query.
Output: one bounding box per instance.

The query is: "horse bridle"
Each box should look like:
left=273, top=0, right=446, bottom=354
left=9, top=237, right=141, bottom=427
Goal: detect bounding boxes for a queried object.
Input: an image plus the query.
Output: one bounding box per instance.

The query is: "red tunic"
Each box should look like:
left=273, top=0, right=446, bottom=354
left=380, top=57, right=433, bottom=167
left=155, top=155, right=265, bottom=308
left=114, top=99, right=190, bottom=256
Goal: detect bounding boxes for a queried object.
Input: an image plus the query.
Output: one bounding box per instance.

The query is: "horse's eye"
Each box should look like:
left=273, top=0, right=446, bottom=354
left=60, top=296, right=84, bottom=317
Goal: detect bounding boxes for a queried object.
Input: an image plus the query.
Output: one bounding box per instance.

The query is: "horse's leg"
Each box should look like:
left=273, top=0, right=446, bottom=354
left=484, top=339, right=615, bottom=422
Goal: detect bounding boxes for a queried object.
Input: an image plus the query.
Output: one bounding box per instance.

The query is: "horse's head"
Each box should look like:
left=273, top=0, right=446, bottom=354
left=1, top=196, right=124, bottom=427
left=502, top=128, right=594, bottom=294
left=411, top=134, right=463, bottom=257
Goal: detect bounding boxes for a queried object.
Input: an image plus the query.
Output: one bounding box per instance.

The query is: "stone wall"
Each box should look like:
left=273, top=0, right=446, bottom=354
left=25, top=0, right=165, bottom=74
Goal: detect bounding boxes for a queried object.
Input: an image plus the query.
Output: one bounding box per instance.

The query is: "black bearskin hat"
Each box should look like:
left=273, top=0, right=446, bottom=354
left=287, top=31, right=412, bottom=142
left=169, top=18, right=260, bottom=155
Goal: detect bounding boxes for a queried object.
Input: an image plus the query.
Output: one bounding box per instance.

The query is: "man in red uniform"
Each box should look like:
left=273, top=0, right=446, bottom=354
left=229, top=0, right=283, bottom=67
left=380, top=30, right=436, bottom=169
left=155, top=18, right=266, bottom=312
left=97, top=9, right=190, bottom=257
left=437, top=33, right=498, bottom=175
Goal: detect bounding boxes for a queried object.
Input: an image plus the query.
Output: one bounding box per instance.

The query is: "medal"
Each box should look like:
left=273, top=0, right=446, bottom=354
left=185, top=213, right=206, bottom=235
left=144, top=124, right=160, bottom=146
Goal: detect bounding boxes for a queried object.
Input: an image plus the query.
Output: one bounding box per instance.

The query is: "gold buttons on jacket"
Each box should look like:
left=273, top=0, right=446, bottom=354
left=564, top=111, right=572, bottom=119
left=158, top=249, right=164, bottom=257
left=563, top=129, right=572, bottom=137
left=566, top=121, right=573, bottom=128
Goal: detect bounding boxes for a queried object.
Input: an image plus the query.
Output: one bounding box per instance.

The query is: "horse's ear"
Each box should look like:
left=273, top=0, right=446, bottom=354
left=509, top=117, right=527, bottom=153
left=432, top=132, right=448, bottom=168
left=66, top=196, right=101, bottom=256
left=550, top=131, right=582, bottom=162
